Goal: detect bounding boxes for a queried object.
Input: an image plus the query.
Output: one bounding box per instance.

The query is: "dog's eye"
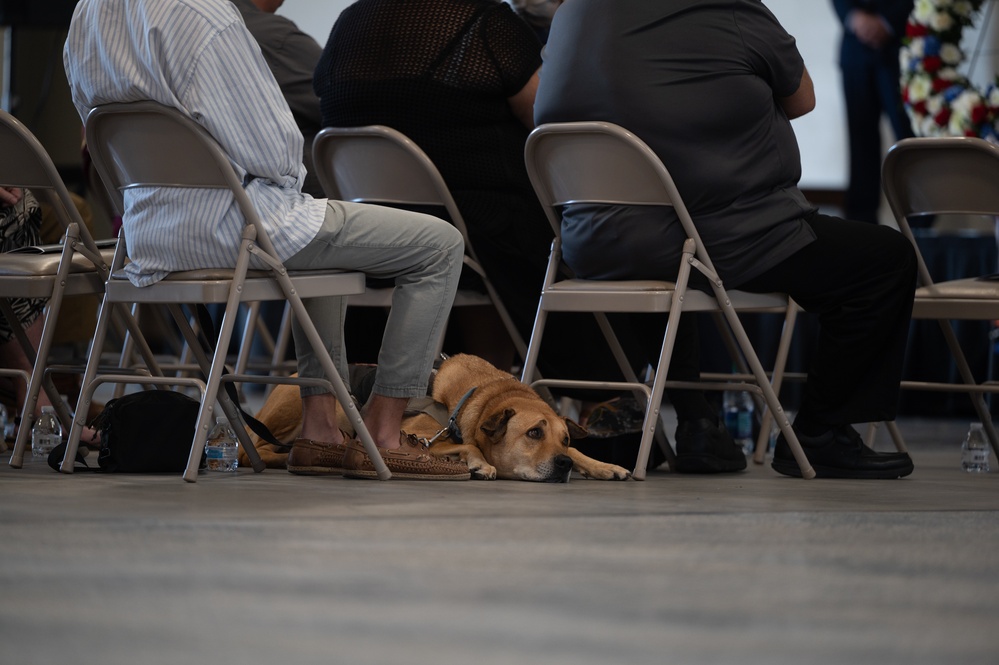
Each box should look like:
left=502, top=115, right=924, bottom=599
left=562, top=436, right=569, bottom=447
left=527, top=427, right=543, bottom=439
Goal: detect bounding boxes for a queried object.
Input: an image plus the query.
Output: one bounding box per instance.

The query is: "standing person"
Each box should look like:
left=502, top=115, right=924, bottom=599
left=231, top=0, right=325, bottom=198
left=535, top=0, right=918, bottom=479
left=64, top=0, right=469, bottom=479
left=832, top=0, right=915, bottom=224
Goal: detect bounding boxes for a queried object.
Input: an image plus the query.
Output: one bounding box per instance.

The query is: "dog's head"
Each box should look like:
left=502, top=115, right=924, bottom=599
left=475, top=406, right=588, bottom=482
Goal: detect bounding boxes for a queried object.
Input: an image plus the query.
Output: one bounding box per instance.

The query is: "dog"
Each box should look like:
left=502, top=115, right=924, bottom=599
left=240, top=354, right=632, bottom=482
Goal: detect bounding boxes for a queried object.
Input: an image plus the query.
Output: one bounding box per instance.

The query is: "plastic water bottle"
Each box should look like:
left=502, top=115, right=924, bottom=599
left=961, top=422, right=991, bottom=473
left=31, top=406, right=62, bottom=459
left=723, top=390, right=754, bottom=455
left=205, top=418, right=239, bottom=472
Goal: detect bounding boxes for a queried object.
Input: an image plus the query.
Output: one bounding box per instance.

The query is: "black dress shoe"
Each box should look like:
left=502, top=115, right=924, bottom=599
left=674, top=418, right=747, bottom=474
left=772, top=424, right=914, bottom=479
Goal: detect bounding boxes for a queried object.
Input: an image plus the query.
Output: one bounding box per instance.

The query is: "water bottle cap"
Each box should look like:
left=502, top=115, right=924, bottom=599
left=41, top=405, right=56, bottom=414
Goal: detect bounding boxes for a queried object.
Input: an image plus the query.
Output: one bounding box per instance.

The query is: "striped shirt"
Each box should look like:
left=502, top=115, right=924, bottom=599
left=64, top=0, right=327, bottom=287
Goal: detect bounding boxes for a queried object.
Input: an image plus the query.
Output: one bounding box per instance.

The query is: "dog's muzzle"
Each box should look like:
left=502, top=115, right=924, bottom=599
left=543, top=454, right=574, bottom=483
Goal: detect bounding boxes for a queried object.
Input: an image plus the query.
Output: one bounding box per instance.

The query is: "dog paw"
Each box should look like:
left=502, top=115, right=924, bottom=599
left=469, top=461, right=497, bottom=480
left=579, top=463, right=632, bottom=480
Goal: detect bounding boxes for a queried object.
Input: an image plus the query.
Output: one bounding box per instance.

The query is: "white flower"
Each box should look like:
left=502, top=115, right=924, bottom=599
left=908, top=75, right=932, bottom=102
left=913, top=0, right=936, bottom=22
left=936, top=67, right=961, bottom=82
left=921, top=115, right=942, bottom=135
left=988, top=87, right=999, bottom=107
left=926, top=95, right=944, bottom=115
left=908, top=37, right=925, bottom=59
left=940, top=43, right=963, bottom=65
left=931, top=11, right=955, bottom=31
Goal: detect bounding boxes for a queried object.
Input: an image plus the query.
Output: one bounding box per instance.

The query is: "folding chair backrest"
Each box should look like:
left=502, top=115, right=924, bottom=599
left=0, top=109, right=92, bottom=240
left=883, top=136, right=999, bottom=220
left=85, top=101, right=265, bottom=248
left=524, top=121, right=716, bottom=275
left=312, top=125, right=474, bottom=246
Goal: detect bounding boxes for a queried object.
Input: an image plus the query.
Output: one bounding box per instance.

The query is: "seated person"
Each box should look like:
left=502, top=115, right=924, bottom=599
left=0, top=187, right=50, bottom=432
left=64, top=0, right=468, bottom=479
left=534, top=0, right=918, bottom=478
left=0, top=186, right=101, bottom=445
left=313, top=0, right=722, bottom=461
left=231, top=0, right=325, bottom=198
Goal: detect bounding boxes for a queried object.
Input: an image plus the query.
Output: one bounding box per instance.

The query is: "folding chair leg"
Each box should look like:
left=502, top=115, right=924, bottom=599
left=938, top=318, right=999, bottom=458
left=710, top=284, right=815, bottom=479
left=163, top=304, right=266, bottom=479
left=753, top=303, right=798, bottom=464
left=5, top=243, right=77, bottom=467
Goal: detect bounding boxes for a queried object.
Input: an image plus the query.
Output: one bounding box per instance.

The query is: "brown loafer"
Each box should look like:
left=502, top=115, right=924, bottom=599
left=343, top=432, right=470, bottom=480
left=286, top=436, right=349, bottom=475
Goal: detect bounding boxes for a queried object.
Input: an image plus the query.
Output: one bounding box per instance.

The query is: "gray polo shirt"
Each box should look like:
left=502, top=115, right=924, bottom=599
left=534, top=0, right=817, bottom=287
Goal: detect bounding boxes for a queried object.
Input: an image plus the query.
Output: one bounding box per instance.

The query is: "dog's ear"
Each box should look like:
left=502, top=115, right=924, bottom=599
left=480, top=408, right=515, bottom=443
left=566, top=418, right=589, bottom=440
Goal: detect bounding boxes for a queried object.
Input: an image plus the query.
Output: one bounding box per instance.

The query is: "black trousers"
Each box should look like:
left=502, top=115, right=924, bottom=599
left=737, top=212, right=917, bottom=426
left=628, top=212, right=917, bottom=427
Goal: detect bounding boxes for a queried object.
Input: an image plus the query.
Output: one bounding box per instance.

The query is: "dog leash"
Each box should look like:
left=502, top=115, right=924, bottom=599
left=412, top=386, right=477, bottom=447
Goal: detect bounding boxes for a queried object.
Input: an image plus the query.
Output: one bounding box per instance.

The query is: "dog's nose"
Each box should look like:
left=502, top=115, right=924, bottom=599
left=554, top=454, right=573, bottom=473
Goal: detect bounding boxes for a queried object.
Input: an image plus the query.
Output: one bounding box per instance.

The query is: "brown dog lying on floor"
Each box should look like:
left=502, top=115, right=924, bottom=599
left=239, top=354, right=631, bottom=482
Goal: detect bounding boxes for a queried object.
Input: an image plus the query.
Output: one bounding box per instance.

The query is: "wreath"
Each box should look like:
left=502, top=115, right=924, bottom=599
left=901, top=0, right=999, bottom=139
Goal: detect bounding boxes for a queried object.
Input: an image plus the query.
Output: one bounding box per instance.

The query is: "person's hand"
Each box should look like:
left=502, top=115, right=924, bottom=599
left=0, top=187, right=24, bottom=206
left=849, top=11, right=891, bottom=50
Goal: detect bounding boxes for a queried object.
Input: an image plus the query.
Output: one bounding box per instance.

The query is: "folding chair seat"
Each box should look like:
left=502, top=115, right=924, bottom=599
left=63, top=101, right=389, bottom=482
left=0, top=108, right=146, bottom=469
left=312, top=125, right=529, bottom=362
left=880, top=135, right=999, bottom=458
left=521, top=121, right=814, bottom=480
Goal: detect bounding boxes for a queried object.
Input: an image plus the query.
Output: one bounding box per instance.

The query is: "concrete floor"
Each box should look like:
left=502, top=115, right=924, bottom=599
left=1, top=417, right=997, bottom=665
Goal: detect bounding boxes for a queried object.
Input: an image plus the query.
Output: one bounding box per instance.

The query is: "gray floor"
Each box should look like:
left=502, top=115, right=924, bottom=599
left=1, top=416, right=997, bottom=665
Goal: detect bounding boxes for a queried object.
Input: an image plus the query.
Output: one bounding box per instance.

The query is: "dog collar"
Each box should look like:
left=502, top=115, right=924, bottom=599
left=447, top=387, right=477, bottom=443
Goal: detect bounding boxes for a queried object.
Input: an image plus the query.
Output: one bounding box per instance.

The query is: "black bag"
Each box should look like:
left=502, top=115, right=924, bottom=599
left=91, top=390, right=205, bottom=473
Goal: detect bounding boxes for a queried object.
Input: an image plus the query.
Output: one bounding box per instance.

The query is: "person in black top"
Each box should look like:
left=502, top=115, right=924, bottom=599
left=314, top=0, right=666, bottom=416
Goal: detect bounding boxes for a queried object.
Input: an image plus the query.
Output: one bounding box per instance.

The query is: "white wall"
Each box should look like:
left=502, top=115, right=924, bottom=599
left=279, top=0, right=850, bottom=189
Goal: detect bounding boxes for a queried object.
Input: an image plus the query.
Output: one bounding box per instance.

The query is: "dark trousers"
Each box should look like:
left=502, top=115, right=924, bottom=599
left=612, top=213, right=916, bottom=427
left=737, top=212, right=916, bottom=426
left=840, top=38, right=914, bottom=223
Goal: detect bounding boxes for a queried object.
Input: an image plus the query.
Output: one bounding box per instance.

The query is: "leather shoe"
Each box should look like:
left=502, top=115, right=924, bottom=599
left=772, top=424, right=914, bottom=479
left=674, top=418, right=747, bottom=474
left=287, top=436, right=348, bottom=475
left=343, top=432, right=471, bottom=480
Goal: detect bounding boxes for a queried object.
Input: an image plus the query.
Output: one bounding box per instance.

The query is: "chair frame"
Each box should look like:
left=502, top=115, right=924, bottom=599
left=312, top=125, right=529, bottom=362
left=881, top=135, right=999, bottom=458
left=521, top=121, right=813, bottom=480
left=67, top=101, right=389, bottom=482
left=0, top=108, right=156, bottom=469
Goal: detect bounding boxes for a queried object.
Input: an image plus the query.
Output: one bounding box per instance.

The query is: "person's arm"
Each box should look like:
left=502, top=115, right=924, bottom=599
left=508, top=69, right=540, bottom=129
left=778, top=65, right=815, bottom=120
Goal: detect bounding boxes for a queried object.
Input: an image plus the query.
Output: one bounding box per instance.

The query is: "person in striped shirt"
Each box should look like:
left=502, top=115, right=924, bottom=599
left=63, top=0, right=469, bottom=479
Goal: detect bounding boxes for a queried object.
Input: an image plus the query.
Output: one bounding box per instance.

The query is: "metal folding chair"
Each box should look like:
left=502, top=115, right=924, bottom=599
left=66, top=101, right=389, bottom=482
left=0, top=108, right=151, bottom=469
left=881, top=135, right=999, bottom=458
left=521, top=121, right=813, bottom=480
left=312, top=125, right=529, bottom=361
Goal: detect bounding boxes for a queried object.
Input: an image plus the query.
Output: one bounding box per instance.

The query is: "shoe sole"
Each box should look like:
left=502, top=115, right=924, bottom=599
left=771, top=459, right=914, bottom=479
left=287, top=465, right=344, bottom=476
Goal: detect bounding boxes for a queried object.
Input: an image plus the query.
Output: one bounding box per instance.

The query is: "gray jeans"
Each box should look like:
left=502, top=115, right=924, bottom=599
left=283, top=201, right=463, bottom=399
